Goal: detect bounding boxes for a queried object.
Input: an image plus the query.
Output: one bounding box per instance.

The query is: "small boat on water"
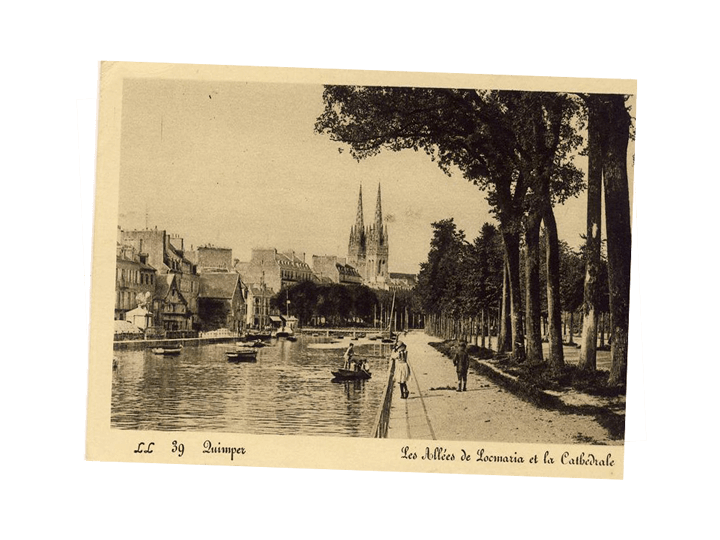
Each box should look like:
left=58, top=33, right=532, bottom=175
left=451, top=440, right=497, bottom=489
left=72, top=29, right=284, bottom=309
left=151, top=346, right=183, bottom=355
left=246, top=331, right=272, bottom=341
left=331, top=368, right=372, bottom=381
left=227, top=346, right=258, bottom=362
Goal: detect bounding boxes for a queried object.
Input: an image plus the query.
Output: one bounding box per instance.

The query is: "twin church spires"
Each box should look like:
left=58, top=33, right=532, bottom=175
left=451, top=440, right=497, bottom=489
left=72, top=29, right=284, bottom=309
left=348, top=184, right=389, bottom=285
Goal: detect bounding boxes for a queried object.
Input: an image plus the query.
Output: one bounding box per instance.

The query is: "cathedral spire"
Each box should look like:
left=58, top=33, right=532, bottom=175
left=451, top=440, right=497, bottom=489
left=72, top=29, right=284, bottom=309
left=374, top=183, right=383, bottom=229
left=355, top=185, right=365, bottom=232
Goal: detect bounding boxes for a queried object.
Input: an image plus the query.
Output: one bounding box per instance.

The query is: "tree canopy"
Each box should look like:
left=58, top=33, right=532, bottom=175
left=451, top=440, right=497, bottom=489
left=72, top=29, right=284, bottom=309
left=316, top=84, right=632, bottom=383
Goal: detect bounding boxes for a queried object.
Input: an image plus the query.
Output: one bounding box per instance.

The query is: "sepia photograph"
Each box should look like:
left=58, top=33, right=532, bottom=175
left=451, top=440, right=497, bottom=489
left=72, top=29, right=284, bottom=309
left=87, top=62, right=634, bottom=479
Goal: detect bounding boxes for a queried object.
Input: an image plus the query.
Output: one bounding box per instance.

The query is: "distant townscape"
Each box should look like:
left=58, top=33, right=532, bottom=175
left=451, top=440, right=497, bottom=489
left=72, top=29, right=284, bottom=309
left=114, top=183, right=416, bottom=339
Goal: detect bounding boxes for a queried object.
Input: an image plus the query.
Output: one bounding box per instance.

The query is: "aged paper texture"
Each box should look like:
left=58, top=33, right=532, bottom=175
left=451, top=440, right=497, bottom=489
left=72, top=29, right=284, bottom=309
left=87, top=61, right=635, bottom=479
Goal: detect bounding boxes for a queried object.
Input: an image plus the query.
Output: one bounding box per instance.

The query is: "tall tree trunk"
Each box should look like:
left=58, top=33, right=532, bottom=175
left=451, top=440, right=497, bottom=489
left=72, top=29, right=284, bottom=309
left=480, top=309, right=486, bottom=349
left=502, top=231, right=525, bottom=361
left=543, top=206, right=565, bottom=371
left=568, top=311, right=575, bottom=345
left=579, top=98, right=603, bottom=372
left=602, top=95, right=632, bottom=386
left=498, top=261, right=513, bottom=354
left=473, top=315, right=479, bottom=346
left=600, top=312, right=606, bottom=348
left=524, top=211, right=544, bottom=363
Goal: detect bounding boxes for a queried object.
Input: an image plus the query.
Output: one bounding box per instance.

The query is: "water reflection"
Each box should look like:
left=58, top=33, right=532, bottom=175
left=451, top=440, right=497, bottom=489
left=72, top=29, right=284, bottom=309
left=112, top=336, right=393, bottom=437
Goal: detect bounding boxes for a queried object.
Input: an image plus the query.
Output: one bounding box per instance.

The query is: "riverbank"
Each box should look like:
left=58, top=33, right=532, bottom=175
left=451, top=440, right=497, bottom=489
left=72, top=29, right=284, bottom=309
left=386, top=331, right=624, bottom=444
left=113, top=336, right=238, bottom=351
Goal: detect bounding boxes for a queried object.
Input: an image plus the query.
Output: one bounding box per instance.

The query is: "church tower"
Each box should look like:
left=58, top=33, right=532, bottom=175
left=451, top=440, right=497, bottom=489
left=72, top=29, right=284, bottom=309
left=347, top=185, right=367, bottom=277
left=365, top=183, right=389, bottom=284
left=348, top=183, right=389, bottom=286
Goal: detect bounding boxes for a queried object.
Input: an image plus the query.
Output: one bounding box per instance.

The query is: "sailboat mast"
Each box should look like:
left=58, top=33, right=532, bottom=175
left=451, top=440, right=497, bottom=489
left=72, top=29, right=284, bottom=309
left=388, top=291, right=396, bottom=333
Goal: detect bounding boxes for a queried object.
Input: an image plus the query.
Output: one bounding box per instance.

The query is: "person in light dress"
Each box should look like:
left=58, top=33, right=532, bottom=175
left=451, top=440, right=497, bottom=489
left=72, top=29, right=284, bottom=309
left=393, top=342, right=411, bottom=399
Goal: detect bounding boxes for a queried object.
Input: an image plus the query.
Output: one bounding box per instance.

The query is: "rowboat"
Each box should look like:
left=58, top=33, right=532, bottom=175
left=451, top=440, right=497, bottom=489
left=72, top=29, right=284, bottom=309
left=227, top=346, right=258, bottom=362
left=151, top=346, right=183, bottom=355
left=331, top=368, right=372, bottom=381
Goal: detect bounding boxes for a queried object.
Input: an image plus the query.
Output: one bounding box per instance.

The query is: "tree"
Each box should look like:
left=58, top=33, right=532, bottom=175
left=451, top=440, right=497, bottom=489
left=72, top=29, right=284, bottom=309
left=458, top=223, right=504, bottom=347
left=579, top=94, right=633, bottom=385
left=415, top=219, right=466, bottom=338
left=274, top=281, right=319, bottom=326
left=503, top=91, right=584, bottom=367
left=348, top=285, right=378, bottom=324
left=316, top=86, right=585, bottom=363
left=578, top=96, right=604, bottom=371
left=317, top=87, right=527, bottom=357
left=559, top=241, right=585, bottom=343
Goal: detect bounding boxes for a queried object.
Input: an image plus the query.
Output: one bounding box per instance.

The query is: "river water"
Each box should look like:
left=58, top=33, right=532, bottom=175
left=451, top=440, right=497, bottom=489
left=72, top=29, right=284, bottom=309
left=112, top=336, right=393, bottom=437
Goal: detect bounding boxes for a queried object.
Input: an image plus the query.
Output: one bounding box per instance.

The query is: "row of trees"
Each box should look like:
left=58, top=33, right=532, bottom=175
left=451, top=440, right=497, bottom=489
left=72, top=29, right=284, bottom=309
left=316, top=87, right=632, bottom=385
left=415, top=218, right=611, bottom=350
left=270, top=281, right=421, bottom=329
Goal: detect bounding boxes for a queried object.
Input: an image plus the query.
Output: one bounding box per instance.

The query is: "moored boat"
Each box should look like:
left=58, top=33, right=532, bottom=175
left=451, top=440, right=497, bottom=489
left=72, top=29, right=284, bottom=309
left=246, top=331, right=272, bottom=340
left=151, top=346, right=183, bottom=355
left=227, top=346, right=258, bottom=362
left=331, top=368, right=372, bottom=381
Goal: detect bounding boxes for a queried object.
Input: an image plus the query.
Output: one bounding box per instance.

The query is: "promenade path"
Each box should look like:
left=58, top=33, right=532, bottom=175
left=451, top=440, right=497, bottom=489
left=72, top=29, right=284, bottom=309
left=385, top=331, right=620, bottom=445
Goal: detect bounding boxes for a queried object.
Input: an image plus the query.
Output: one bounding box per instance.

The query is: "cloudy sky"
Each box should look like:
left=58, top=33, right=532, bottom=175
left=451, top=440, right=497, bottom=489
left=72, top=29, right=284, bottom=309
left=118, top=78, right=627, bottom=274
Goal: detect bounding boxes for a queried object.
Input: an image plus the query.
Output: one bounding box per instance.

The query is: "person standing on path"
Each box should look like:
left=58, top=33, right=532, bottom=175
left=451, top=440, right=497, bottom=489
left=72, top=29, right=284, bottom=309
left=453, top=340, right=470, bottom=392
left=393, top=342, right=411, bottom=399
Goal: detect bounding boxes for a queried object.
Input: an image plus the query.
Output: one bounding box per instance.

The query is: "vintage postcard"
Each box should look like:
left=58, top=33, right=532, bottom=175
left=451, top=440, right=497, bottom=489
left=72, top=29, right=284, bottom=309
left=86, top=62, right=635, bottom=478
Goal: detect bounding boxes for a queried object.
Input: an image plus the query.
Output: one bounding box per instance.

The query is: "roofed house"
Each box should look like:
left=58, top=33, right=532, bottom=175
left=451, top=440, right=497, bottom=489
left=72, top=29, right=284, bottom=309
left=153, top=274, right=192, bottom=332
left=120, top=228, right=200, bottom=329
left=198, top=273, right=246, bottom=333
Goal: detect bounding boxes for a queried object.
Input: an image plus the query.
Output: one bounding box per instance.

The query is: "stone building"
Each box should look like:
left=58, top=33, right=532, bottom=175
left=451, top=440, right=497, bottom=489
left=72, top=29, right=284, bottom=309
left=312, top=255, right=362, bottom=285
left=198, top=273, right=246, bottom=333
left=115, top=243, right=157, bottom=321
left=245, top=283, right=275, bottom=330
left=235, top=248, right=315, bottom=293
left=188, top=245, right=233, bottom=273
left=153, top=274, right=193, bottom=332
left=120, top=228, right=200, bottom=329
left=348, top=184, right=389, bottom=288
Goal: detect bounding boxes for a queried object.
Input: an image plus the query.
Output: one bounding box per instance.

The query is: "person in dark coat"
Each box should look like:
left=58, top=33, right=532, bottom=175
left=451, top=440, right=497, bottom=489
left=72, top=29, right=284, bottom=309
left=453, top=340, right=470, bottom=392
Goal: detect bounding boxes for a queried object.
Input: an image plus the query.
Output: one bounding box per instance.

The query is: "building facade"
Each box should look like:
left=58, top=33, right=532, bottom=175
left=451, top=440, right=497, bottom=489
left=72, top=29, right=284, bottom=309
left=115, top=243, right=157, bottom=321
left=153, top=274, right=193, bottom=332
left=245, top=283, right=275, bottom=329
left=198, top=273, right=246, bottom=333
left=312, top=255, right=362, bottom=285
left=189, top=245, right=234, bottom=273
left=235, top=248, right=315, bottom=293
left=120, top=228, right=200, bottom=330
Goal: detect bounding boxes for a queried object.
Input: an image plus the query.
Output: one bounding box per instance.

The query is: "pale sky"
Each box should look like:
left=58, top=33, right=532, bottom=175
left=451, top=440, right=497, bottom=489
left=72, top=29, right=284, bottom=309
left=118, top=79, right=630, bottom=274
